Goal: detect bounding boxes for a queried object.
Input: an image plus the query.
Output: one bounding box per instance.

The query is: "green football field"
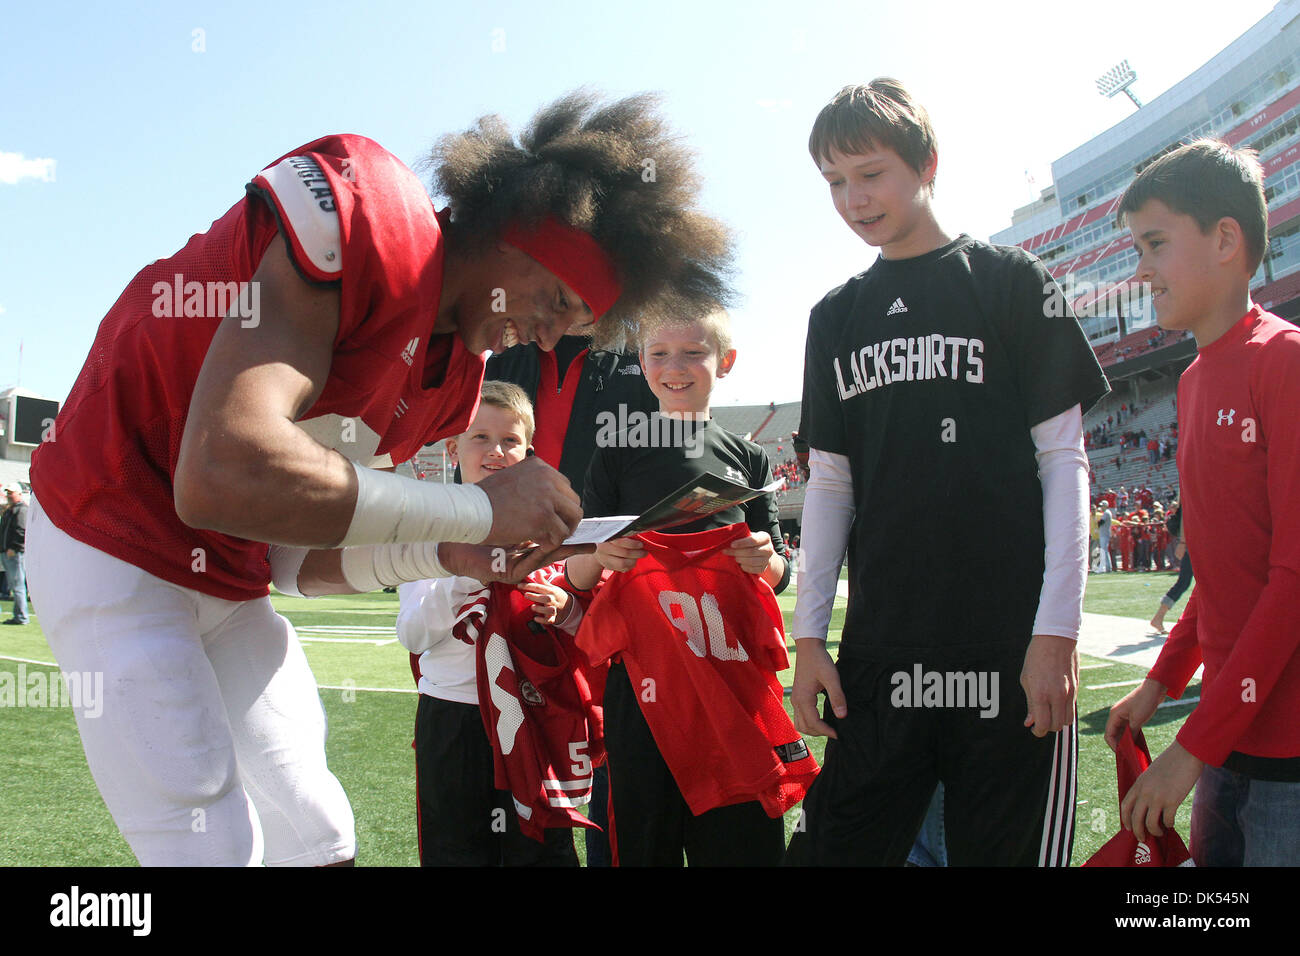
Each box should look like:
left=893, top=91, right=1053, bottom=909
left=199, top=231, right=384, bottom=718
left=0, top=571, right=1195, bottom=866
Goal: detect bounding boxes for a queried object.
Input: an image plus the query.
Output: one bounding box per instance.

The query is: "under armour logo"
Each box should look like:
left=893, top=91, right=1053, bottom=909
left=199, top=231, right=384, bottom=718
left=1216, top=409, right=1236, bottom=426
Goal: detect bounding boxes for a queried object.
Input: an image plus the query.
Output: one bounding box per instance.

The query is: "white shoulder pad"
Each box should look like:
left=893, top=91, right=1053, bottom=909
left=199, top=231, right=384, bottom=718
left=258, top=155, right=343, bottom=276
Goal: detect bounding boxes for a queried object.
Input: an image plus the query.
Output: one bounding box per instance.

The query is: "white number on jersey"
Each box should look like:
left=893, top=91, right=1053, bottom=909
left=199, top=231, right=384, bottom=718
left=656, top=590, right=749, bottom=662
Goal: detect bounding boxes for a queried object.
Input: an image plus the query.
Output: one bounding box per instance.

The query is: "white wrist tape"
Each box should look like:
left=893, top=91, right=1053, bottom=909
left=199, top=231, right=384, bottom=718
left=339, top=461, right=493, bottom=547
left=340, top=541, right=452, bottom=593
left=269, top=545, right=310, bottom=598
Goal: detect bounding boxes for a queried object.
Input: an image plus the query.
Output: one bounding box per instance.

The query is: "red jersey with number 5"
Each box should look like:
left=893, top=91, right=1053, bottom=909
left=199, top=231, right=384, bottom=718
left=458, top=581, right=604, bottom=843
left=577, top=523, right=819, bottom=817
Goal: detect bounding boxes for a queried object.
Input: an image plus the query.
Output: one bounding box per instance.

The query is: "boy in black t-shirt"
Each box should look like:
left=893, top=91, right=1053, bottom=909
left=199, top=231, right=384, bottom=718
left=566, top=310, right=792, bottom=865
left=785, top=79, right=1108, bottom=866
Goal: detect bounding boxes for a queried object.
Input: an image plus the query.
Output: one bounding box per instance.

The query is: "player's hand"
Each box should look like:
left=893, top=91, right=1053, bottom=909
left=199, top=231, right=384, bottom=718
left=594, top=536, right=644, bottom=573
left=1104, top=678, right=1167, bottom=752
left=725, top=531, right=775, bottom=575
left=1121, top=740, right=1202, bottom=844
left=1020, top=634, right=1078, bottom=737
left=475, top=457, right=582, bottom=550
left=438, top=542, right=594, bottom=585
left=791, top=638, right=846, bottom=739
left=518, top=580, right=571, bottom=625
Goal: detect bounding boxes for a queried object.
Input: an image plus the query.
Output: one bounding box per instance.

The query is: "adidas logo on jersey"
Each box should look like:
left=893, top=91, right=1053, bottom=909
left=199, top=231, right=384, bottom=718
left=1134, top=842, right=1152, bottom=865
left=400, top=337, right=420, bottom=366
left=886, top=297, right=908, bottom=316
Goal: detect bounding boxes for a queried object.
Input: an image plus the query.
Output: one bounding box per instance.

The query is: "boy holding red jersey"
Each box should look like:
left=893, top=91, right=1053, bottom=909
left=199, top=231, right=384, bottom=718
left=566, top=311, right=813, bottom=866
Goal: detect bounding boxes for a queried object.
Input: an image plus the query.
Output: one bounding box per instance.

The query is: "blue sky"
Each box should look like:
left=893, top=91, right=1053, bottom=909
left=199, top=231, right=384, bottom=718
left=0, top=0, right=1279, bottom=405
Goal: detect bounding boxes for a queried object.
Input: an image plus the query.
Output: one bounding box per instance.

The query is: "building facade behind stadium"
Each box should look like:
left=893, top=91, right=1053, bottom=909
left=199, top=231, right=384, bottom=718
left=989, top=0, right=1300, bottom=507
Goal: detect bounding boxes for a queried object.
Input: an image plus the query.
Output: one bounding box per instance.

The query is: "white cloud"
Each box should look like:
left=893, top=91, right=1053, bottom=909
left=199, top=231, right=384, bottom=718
left=0, top=151, right=56, bottom=185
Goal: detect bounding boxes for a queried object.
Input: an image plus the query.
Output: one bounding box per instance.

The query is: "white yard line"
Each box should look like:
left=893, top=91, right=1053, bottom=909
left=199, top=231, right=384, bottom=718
left=297, top=625, right=394, bottom=633
left=317, top=683, right=416, bottom=694
left=298, top=637, right=398, bottom=646
left=0, top=653, right=58, bottom=668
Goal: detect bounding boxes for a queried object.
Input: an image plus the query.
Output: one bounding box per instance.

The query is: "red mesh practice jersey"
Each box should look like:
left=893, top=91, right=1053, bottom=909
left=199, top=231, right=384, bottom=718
left=456, top=580, right=604, bottom=843
left=32, top=135, right=484, bottom=601
left=577, top=524, right=819, bottom=817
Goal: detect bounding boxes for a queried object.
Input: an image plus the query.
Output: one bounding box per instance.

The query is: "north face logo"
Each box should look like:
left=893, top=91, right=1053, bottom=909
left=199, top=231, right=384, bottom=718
left=724, top=466, right=746, bottom=483
left=1216, top=408, right=1236, bottom=426
left=619, top=364, right=643, bottom=375
left=401, top=337, right=420, bottom=366
left=1134, top=842, right=1151, bottom=865
left=886, top=297, right=908, bottom=316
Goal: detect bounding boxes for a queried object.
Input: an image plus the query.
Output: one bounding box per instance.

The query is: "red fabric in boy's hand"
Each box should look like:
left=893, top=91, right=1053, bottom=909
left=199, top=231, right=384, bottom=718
left=1083, top=727, right=1193, bottom=867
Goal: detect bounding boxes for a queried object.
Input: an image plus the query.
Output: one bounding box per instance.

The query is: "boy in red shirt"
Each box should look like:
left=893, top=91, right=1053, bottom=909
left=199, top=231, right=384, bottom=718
left=1106, top=140, right=1300, bottom=866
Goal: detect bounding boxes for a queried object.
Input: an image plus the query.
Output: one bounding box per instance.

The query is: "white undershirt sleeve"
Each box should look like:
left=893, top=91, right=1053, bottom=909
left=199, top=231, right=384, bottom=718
left=790, top=449, right=855, bottom=641
left=1030, top=404, right=1089, bottom=640
left=395, top=576, right=482, bottom=655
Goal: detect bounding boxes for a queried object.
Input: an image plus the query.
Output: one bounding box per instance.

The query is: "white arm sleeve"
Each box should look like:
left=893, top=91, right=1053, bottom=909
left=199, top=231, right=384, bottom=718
left=1030, top=404, right=1089, bottom=640
left=790, top=449, right=855, bottom=641
left=395, top=576, right=482, bottom=655
left=269, top=545, right=310, bottom=598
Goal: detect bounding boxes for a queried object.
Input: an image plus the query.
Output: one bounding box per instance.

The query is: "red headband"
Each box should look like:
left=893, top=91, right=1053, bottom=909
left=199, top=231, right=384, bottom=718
left=501, top=218, right=621, bottom=321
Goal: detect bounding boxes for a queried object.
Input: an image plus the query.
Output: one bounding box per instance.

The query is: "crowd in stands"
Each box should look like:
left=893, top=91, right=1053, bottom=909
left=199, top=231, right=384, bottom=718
left=772, top=458, right=803, bottom=486
left=1092, top=500, right=1181, bottom=574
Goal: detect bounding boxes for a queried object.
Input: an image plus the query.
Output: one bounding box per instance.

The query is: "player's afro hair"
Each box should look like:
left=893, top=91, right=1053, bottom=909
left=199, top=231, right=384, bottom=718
left=427, top=90, right=735, bottom=350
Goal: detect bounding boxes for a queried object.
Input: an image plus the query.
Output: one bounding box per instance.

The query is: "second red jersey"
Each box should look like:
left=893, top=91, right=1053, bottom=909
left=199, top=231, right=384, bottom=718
left=456, top=581, right=604, bottom=843
left=577, top=524, right=818, bottom=817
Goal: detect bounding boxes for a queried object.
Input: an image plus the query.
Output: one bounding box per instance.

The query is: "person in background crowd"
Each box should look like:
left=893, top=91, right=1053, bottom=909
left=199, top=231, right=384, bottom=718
left=1, top=482, right=29, bottom=625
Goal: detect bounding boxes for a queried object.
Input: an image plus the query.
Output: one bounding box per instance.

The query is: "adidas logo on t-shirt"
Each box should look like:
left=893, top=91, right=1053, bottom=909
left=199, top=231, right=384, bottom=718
left=886, top=297, right=908, bottom=316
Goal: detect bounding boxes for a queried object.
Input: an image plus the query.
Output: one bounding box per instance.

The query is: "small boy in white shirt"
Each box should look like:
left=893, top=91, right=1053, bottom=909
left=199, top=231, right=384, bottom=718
left=398, top=381, right=585, bottom=866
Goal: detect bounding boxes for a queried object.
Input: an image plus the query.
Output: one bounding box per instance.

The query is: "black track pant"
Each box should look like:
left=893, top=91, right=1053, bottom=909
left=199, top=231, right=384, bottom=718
left=415, top=694, right=578, bottom=867
left=603, top=663, right=785, bottom=866
left=785, top=648, right=1076, bottom=867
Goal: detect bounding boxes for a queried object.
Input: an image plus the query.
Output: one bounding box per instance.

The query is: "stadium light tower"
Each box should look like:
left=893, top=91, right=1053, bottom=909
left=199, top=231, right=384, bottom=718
left=1097, top=60, right=1143, bottom=109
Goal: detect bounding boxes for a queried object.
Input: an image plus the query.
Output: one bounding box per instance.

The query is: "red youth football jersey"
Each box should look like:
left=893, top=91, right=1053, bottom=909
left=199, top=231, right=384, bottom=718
left=31, top=135, right=485, bottom=601
left=577, top=523, right=819, bottom=817
left=456, top=579, right=605, bottom=843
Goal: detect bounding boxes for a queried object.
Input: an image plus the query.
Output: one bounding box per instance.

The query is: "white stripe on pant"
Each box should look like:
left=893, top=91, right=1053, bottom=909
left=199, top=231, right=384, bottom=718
left=25, top=497, right=355, bottom=866
left=1037, top=714, right=1078, bottom=867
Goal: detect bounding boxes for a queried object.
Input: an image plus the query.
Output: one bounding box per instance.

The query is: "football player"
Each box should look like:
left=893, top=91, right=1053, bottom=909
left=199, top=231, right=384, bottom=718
left=26, top=92, right=732, bottom=867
